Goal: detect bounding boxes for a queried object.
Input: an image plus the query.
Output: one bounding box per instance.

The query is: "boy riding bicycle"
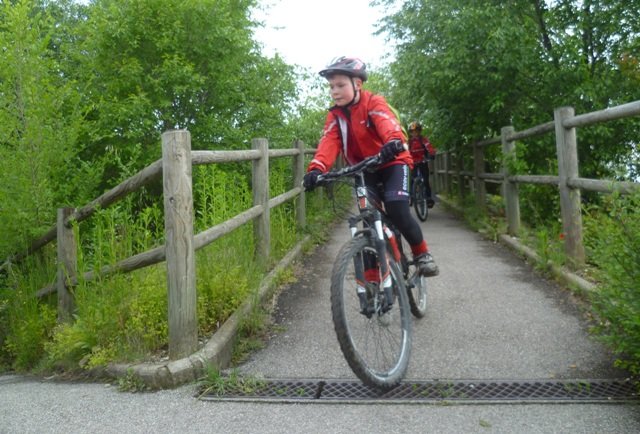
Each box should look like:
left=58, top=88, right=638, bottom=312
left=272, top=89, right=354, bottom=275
left=408, top=121, right=436, bottom=208
left=303, top=56, right=438, bottom=277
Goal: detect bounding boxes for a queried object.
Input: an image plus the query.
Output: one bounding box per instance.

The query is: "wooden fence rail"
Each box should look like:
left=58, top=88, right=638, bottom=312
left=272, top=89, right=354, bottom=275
left=434, top=100, right=640, bottom=269
left=6, top=131, right=314, bottom=360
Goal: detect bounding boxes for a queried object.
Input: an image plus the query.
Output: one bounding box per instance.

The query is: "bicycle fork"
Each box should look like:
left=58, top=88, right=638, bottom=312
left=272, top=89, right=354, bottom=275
left=349, top=210, right=394, bottom=316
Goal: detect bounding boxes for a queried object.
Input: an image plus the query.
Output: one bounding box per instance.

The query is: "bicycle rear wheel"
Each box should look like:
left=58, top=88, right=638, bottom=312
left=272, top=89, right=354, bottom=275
left=399, top=235, right=428, bottom=318
left=413, top=179, right=429, bottom=221
left=330, top=236, right=412, bottom=391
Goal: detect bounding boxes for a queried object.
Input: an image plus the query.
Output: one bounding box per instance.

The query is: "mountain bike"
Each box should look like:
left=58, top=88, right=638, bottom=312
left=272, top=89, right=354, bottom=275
left=410, top=161, right=429, bottom=222
left=315, top=154, right=429, bottom=391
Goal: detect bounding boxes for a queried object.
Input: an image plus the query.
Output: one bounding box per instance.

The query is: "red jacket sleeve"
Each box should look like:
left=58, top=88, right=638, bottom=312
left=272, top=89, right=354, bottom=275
left=424, top=137, right=436, bottom=156
left=307, top=113, right=342, bottom=173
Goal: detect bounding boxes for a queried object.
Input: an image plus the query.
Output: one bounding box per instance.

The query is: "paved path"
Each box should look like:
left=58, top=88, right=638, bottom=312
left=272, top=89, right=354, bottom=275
left=240, top=204, right=624, bottom=381
left=2, top=205, right=639, bottom=433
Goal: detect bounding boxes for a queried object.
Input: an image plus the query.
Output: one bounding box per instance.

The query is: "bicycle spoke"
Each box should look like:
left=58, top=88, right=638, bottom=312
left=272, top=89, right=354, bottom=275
left=331, top=237, right=412, bottom=390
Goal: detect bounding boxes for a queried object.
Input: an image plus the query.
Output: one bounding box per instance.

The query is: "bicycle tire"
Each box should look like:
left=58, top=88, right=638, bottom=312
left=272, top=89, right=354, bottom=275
left=330, top=235, right=412, bottom=391
left=413, top=178, right=429, bottom=221
left=399, top=234, right=428, bottom=318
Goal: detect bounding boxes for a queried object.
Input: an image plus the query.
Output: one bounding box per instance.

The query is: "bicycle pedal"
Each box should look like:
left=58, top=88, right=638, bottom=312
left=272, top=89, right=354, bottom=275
left=381, top=302, right=394, bottom=314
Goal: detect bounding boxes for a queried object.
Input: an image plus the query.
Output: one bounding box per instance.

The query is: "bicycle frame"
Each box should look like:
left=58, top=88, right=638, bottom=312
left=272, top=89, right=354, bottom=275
left=410, top=163, right=425, bottom=198
left=348, top=172, right=395, bottom=312
left=315, top=154, right=419, bottom=313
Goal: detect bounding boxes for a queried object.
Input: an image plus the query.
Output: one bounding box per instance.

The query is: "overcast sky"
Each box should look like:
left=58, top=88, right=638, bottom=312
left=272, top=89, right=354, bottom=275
left=252, top=0, right=394, bottom=74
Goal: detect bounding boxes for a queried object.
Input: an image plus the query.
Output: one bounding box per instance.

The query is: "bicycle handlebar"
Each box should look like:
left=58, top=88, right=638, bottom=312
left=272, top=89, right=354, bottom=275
left=316, top=154, right=383, bottom=185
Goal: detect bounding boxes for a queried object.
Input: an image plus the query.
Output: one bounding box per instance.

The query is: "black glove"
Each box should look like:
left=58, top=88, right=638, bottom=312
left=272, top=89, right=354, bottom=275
left=379, top=140, right=405, bottom=163
left=303, top=169, right=322, bottom=191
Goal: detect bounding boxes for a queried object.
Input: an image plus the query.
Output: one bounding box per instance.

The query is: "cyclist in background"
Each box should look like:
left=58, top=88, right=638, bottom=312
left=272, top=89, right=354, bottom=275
left=408, top=121, right=436, bottom=208
left=303, top=56, right=439, bottom=277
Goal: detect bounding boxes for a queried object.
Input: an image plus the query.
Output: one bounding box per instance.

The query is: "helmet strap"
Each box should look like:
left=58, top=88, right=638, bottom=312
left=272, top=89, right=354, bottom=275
left=347, top=77, right=361, bottom=106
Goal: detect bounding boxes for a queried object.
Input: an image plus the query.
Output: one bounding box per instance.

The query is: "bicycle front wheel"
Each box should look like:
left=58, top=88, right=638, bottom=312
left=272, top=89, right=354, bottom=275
left=330, top=236, right=412, bottom=391
left=413, top=179, right=429, bottom=221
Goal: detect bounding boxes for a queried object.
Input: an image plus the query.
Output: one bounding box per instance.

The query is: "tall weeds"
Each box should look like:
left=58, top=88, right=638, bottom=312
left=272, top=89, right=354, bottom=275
left=0, top=156, right=334, bottom=373
left=584, top=191, right=640, bottom=377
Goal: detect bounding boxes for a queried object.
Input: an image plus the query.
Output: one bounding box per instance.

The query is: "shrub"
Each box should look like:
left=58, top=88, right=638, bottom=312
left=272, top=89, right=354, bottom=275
left=0, top=147, right=348, bottom=374
left=1, top=253, right=58, bottom=372
left=585, top=191, right=640, bottom=377
left=2, top=288, right=56, bottom=371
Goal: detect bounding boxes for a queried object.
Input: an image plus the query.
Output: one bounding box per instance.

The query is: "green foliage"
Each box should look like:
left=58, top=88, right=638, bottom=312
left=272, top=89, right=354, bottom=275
left=584, top=191, right=640, bottom=377
left=196, top=240, right=254, bottom=337
left=231, top=304, right=270, bottom=365
left=0, top=0, right=300, bottom=261
left=0, top=251, right=57, bottom=371
left=457, top=194, right=490, bottom=232
left=286, top=71, right=336, bottom=147
left=531, top=224, right=567, bottom=271
left=192, top=162, right=257, bottom=337
left=117, top=368, right=149, bottom=393
left=75, top=0, right=297, bottom=183
left=455, top=194, right=506, bottom=242
left=197, top=366, right=266, bottom=397
left=0, top=0, right=85, bottom=257
left=518, top=183, right=562, bottom=229
left=379, top=0, right=640, bottom=185
left=193, top=164, right=252, bottom=230
left=0, top=132, right=344, bottom=375
left=0, top=0, right=367, bottom=376
left=1, top=288, right=56, bottom=372
left=269, top=158, right=299, bottom=259
left=1, top=192, right=155, bottom=370
left=42, top=264, right=168, bottom=372
left=381, top=0, right=542, bottom=144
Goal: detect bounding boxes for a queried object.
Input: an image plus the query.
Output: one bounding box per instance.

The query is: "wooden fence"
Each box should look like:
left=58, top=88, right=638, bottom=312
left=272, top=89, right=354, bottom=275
left=3, top=131, right=313, bottom=360
left=433, top=100, right=640, bottom=269
left=7, top=100, right=639, bottom=362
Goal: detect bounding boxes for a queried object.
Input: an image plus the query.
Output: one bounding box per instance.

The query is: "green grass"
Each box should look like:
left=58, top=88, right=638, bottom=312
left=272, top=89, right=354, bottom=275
left=196, top=366, right=267, bottom=398
left=0, top=159, right=347, bottom=376
left=583, top=191, right=640, bottom=378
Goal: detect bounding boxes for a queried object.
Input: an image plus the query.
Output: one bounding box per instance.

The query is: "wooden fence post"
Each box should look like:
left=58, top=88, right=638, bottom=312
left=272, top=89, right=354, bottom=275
left=294, top=140, right=306, bottom=229
left=501, top=126, right=520, bottom=235
left=444, top=151, right=451, bottom=195
left=427, top=158, right=437, bottom=196
left=162, top=129, right=197, bottom=360
left=554, top=107, right=585, bottom=267
left=457, top=152, right=465, bottom=199
left=432, top=153, right=440, bottom=193
left=473, top=143, right=486, bottom=210
left=56, top=207, right=76, bottom=323
left=252, top=138, right=270, bottom=260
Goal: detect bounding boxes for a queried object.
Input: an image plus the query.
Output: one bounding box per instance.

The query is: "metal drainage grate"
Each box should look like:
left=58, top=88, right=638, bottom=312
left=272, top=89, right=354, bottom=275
left=198, top=378, right=639, bottom=403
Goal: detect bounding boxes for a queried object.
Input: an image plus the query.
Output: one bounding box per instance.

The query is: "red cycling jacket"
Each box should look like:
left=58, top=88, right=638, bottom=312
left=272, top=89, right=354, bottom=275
left=307, top=90, right=412, bottom=173
left=409, top=136, right=436, bottom=163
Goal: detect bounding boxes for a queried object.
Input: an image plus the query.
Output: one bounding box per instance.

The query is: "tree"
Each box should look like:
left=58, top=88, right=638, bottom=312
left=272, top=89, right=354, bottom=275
left=0, top=0, right=84, bottom=256
left=379, top=0, right=640, bottom=185
left=73, top=0, right=298, bottom=190
left=0, top=0, right=301, bottom=258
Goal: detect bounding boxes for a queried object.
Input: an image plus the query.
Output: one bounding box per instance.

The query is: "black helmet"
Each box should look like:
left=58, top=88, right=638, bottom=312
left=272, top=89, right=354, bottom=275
left=319, top=56, right=368, bottom=82
left=409, top=121, right=422, bottom=132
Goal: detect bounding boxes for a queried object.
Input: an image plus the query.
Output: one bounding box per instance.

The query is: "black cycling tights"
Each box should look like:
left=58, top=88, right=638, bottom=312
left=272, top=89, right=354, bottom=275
left=385, top=200, right=424, bottom=247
